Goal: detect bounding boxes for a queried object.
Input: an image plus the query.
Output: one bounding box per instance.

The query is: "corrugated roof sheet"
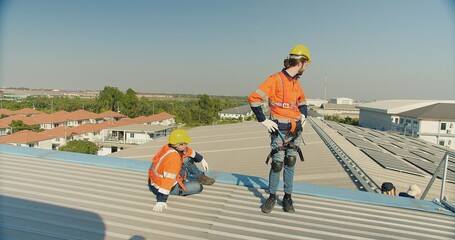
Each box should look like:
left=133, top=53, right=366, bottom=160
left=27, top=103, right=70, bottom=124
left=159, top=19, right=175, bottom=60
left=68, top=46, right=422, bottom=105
left=1, top=118, right=455, bottom=240
left=1, top=147, right=454, bottom=240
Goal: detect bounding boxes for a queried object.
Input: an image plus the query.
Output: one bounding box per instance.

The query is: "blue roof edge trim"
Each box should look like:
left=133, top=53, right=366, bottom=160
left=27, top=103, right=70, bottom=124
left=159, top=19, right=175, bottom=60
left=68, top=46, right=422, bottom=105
left=1, top=144, right=453, bottom=217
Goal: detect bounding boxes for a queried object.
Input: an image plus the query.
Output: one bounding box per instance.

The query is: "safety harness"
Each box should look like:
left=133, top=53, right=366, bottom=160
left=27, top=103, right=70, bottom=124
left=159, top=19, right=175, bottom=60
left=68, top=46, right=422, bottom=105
left=265, top=130, right=304, bottom=165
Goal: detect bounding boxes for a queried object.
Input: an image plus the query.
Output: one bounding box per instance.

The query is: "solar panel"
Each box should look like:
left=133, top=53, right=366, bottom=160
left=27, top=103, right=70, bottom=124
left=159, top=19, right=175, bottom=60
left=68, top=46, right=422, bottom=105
left=338, top=131, right=363, bottom=140
left=419, top=146, right=448, bottom=157
left=402, top=157, right=455, bottom=183
left=364, top=136, right=390, bottom=145
left=326, top=121, right=346, bottom=131
left=360, top=148, right=424, bottom=176
left=345, top=137, right=382, bottom=151
left=410, top=150, right=441, bottom=163
left=379, top=144, right=419, bottom=159
left=389, top=136, right=407, bottom=142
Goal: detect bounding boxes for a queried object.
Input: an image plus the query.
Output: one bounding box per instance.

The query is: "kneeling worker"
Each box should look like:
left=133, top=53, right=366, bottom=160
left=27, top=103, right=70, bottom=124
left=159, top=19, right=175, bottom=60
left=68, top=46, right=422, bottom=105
left=148, top=129, right=215, bottom=211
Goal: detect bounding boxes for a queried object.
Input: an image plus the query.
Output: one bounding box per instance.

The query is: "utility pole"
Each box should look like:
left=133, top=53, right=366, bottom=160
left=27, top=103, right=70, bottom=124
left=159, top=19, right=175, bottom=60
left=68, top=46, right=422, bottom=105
left=323, top=73, right=328, bottom=116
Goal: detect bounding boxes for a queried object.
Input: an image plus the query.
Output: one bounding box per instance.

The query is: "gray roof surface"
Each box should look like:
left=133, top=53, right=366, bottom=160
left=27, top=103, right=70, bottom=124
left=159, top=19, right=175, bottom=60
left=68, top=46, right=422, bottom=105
left=399, top=103, right=455, bottom=120
left=356, top=100, right=455, bottom=114
left=1, top=151, right=455, bottom=240
left=1, top=118, right=455, bottom=240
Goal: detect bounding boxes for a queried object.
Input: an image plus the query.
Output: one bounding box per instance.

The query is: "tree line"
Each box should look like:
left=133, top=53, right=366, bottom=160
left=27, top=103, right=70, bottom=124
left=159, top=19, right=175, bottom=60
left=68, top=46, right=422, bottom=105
left=1, top=86, right=248, bottom=127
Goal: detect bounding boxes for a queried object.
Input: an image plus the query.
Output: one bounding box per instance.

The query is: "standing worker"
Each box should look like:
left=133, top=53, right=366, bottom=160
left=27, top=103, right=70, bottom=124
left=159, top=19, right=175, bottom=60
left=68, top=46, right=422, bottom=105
left=148, top=129, right=215, bottom=212
left=248, top=44, right=311, bottom=213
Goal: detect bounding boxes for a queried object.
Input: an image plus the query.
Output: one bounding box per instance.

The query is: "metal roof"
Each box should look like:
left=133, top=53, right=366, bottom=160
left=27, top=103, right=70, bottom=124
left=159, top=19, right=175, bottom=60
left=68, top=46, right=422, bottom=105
left=1, top=118, right=455, bottom=240
left=356, top=100, right=455, bottom=114
left=399, top=103, right=455, bottom=120
left=1, top=148, right=454, bottom=240
left=109, top=124, right=172, bottom=132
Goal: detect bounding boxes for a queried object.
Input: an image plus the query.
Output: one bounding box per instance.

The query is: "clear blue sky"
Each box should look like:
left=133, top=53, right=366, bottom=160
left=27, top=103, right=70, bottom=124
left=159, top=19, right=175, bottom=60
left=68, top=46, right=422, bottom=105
left=1, top=0, right=454, bottom=101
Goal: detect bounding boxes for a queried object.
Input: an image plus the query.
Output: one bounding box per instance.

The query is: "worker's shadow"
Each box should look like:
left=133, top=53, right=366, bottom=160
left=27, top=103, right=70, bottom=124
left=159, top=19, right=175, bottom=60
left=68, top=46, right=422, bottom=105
left=231, top=173, right=268, bottom=203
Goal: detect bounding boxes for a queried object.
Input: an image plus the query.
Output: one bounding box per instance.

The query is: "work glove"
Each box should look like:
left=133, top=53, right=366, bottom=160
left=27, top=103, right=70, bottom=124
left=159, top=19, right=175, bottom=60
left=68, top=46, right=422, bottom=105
left=200, top=158, right=209, bottom=171
left=153, top=202, right=168, bottom=212
left=260, top=119, right=279, bottom=133
left=301, top=114, right=306, bottom=128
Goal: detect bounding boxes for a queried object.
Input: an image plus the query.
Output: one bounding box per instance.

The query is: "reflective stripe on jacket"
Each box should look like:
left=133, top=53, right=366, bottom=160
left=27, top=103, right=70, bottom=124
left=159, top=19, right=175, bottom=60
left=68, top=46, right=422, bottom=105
left=148, top=144, right=196, bottom=195
left=248, top=71, right=307, bottom=128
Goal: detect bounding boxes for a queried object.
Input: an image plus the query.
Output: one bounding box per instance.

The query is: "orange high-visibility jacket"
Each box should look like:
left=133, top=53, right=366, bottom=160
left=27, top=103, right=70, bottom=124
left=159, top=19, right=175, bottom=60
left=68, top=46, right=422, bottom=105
left=148, top=144, right=196, bottom=195
left=248, top=71, right=307, bottom=129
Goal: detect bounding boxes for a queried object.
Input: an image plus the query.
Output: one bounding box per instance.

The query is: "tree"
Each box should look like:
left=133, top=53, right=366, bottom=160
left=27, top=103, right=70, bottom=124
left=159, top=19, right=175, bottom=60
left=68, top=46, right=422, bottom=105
left=197, top=94, right=220, bottom=125
left=59, top=140, right=98, bottom=155
left=9, top=120, right=42, bottom=133
left=121, top=88, right=139, bottom=117
left=97, top=86, right=124, bottom=112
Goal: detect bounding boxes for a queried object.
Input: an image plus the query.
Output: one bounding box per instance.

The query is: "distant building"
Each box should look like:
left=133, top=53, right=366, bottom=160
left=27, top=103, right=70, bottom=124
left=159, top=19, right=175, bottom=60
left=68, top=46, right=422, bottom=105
left=357, top=100, right=455, bottom=150
left=307, top=98, right=327, bottom=107
left=397, top=103, right=455, bottom=149
left=329, top=97, right=353, bottom=105
left=318, top=103, right=359, bottom=118
left=218, top=105, right=253, bottom=120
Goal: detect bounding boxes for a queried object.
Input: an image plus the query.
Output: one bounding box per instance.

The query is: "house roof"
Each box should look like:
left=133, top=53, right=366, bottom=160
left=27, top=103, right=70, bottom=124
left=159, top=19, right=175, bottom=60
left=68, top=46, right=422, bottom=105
left=66, top=109, right=101, bottom=120
left=97, top=110, right=126, bottom=118
left=356, top=100, right=455, bottom=114
left=0, top=108, right=15, bottom=115
left=399, top=103, right=455, bottom=120
left=109, top=124, right=173, bottom=132
left=218, top=105, right=252, bottom=115
left=0, top=130, right=49, bottom=144
left=133, top=112, right=175, bottom=123
left=0, top=115, right=37, bottom=128
left=1, top=142, right=454, bottom=239
left=12, top=107, right=43, bottom=115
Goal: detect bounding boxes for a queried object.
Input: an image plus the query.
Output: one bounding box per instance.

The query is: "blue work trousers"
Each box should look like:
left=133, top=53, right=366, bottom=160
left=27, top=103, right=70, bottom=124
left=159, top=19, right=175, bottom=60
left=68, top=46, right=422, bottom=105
left=268, top=132, right=301, bottom=195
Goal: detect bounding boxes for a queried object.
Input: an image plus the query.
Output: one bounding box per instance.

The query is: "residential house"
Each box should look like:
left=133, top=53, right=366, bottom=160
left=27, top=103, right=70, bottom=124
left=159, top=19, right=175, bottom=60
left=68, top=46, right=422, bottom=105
left=133, top=112, right=176, bottom=125
left=218, top=105, right=253, bottom=120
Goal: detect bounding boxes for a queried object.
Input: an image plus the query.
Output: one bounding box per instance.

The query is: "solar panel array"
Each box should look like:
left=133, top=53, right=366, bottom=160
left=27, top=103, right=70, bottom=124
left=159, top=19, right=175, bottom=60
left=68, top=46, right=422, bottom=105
left=360, top=148, right=424, bottom=176
left=345, top=137, right=382, bottom=151
left=402, top=157, right=455, bottom=183
left=326, top=121, right=454, bottom=181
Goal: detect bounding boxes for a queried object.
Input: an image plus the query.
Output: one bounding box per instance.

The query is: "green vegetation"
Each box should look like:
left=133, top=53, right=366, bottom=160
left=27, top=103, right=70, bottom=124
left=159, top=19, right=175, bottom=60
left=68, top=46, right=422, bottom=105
left=58, top=140, right=98, bottom=155
left=324, top=115, right=359, bottom=126
left=9, top=120, right=43, bottom=133
left=1, top=86, right=248, bottom=127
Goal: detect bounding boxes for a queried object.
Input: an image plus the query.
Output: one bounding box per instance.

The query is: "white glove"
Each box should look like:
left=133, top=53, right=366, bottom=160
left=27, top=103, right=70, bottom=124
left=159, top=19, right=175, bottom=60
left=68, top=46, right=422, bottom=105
left=260, top=119, right=278, bottom=132
left=153, top=202, right=168, bottom=212
left=200, top=158, right=209, bottom=171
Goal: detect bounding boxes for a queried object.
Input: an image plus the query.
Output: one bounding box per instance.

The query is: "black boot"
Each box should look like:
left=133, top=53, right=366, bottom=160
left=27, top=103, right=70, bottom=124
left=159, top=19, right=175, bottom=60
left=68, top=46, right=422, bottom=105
left=261, top=195, right=276, bottom=213
left=282, top=196, right=295, bottom=213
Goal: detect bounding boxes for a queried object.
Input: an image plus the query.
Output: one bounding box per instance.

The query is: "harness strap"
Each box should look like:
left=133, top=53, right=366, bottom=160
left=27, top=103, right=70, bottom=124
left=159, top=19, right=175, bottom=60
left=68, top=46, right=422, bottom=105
left=265, top=141, right=304, bottom=164
left=176, top=169, right=187, bottom=192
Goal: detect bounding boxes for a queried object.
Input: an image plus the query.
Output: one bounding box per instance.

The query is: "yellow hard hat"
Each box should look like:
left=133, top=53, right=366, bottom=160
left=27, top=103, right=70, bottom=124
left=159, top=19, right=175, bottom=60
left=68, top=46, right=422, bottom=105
left=168, top=129, right=192, bottom=144
left=289, top=44, right=312, bottom=62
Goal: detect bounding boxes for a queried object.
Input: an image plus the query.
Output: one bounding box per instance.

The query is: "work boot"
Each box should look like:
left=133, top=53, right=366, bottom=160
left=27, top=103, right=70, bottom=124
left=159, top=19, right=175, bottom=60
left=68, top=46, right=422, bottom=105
left=282, top=197, right=295, bottom=213
left=195, top=173, right=215, bottom=185
left=261, top=196, right=276, bottom=214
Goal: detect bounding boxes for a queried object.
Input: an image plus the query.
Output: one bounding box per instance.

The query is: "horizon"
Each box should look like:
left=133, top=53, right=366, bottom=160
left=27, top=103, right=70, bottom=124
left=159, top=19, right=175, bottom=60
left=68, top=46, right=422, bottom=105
left=1, top=0, right=454, bottom=101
